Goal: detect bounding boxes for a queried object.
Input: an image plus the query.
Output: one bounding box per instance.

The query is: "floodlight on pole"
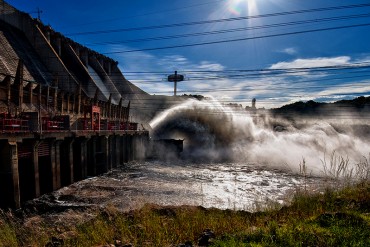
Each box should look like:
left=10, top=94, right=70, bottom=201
left=167, top=71, right=184, bottom=96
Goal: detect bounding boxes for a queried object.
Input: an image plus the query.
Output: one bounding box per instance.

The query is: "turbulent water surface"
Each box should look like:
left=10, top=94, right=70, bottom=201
left=52, top=161, right=327, bottom=211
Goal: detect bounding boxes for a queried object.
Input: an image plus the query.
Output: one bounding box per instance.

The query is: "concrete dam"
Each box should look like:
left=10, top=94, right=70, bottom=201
left=0, top=0, right=157, bottom=209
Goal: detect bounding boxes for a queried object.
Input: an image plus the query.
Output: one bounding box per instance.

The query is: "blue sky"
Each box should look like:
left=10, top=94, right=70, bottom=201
left=6, top=0, right=370, bottom=108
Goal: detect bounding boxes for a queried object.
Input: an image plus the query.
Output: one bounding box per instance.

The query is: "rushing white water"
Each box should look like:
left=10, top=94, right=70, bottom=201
left=150, top=98, right=370, bottom=176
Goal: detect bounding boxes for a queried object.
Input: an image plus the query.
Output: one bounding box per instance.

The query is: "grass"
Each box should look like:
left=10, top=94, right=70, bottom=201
left=0, top=182, right=369, bottom=247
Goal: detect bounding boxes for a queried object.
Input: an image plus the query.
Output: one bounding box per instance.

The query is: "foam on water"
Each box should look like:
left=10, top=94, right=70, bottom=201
left=150, top=98, right=370, bottom=176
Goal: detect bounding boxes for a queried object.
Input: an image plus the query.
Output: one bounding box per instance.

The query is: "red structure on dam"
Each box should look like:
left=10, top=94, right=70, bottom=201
left=0, top=0, right=150, bottom=208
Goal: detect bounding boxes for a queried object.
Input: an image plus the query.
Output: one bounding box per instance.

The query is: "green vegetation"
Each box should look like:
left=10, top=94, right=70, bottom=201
left=1, top=182, right=369, bottom=247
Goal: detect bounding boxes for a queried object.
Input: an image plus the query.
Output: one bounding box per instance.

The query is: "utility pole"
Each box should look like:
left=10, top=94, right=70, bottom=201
left=167, top=71, right=184, bottom=96
left=28, top=8, right=43, bottom=20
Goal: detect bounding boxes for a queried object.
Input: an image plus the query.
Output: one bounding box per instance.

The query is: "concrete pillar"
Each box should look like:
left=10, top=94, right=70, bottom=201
left=115, top=135, right=121, bottom=167
left=50, top=140, right=58, bottom=191
left=10, top=142, right=20, bottom=208
left=121, top=135, right=128, bottom=163
left=54, top=140, right=62, bottom=190
left=60, top=138, right=74, bottom=186
left=81, top=139, right=88, bottom=179
left=0, top=141, right=21, bottom=208
left=32, top=141, right=41, bottom=198
left=87, top=137, right=97, bottom=176
left=73, top=138, right=88, bottom=181
left=97, top=136, right=109, bottom=174
left=108, top=136, right=115, bottom=169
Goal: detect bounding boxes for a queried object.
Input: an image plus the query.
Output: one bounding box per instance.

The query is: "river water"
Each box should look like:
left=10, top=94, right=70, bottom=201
left=49, top=160, right=328, bottom=212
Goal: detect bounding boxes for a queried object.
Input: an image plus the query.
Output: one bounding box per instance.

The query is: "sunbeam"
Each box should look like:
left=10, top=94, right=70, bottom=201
left=227, top=0, right=259, bottom=16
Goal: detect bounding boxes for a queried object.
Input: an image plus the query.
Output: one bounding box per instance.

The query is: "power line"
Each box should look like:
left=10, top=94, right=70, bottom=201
left=86, top=13, right=370, bottom=46
left=67, top=3, right=370, bottom=36
left=103, top=23, right=370, bottom=54
left=121, top=62, right=370, bottom=74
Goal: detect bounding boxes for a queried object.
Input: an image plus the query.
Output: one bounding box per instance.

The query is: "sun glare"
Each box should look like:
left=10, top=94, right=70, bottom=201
left=227, top=0, right=258, bottom=16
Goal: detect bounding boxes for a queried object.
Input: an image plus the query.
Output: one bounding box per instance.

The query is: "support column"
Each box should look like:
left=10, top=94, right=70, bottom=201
left=54, top=140, right=62, bottom=190
left=81, top=139, right=88, bottom=179
left=127, top=135, right=133, bottom=162
left=115, top=135, right=121, bottom=167
left=32, top=141, right=41, bottom=198
left=108, top=136, right=115, bottom=169
left=10, top=142, right=20, bottom=208
left=50, top=140, right=57, bottom=191
left=0, top=141, right=20, bottom=208
left=73, top=138, right=88, bottom=181
left=87, top=137, right=97, bottom=176
left=97, top=136, right=109, bottom=174
left=121, top=135, right=128, bottom=164
left=60, top=138, right=74, bottom=186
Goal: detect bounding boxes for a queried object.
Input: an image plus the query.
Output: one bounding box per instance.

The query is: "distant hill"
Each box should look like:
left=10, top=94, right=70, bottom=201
left=271, top=96, right=370, bottom=117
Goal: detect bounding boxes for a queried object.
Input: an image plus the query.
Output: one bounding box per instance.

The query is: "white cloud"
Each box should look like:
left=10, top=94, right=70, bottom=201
left=270, top=56, right=351, bottom=69
left=278, top=47, right=298, bottom=55
left=317, top=81, right=370, bottom=97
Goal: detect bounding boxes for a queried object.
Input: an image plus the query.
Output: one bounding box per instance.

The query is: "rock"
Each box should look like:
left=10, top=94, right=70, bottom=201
left=114, top=240, right=122, bottom=247
left=198, top=229, right=215, bottom=246
left=45, top=236, right=64, bottom=247
left=177, top=241, right=193, bottom=247
left=114, top=240, right=132, bottom=247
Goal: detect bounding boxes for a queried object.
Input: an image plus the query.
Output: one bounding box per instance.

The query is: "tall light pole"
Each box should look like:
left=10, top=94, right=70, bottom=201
left=168, top=71, right=184, bottom=96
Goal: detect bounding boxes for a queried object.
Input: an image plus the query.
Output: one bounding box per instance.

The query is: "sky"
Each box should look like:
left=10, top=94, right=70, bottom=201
left=6, top=0, right=370, bottom=108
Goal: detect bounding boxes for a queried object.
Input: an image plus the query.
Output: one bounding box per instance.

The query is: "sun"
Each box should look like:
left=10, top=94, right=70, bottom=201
left=227, top=0, right=259, bottom=16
